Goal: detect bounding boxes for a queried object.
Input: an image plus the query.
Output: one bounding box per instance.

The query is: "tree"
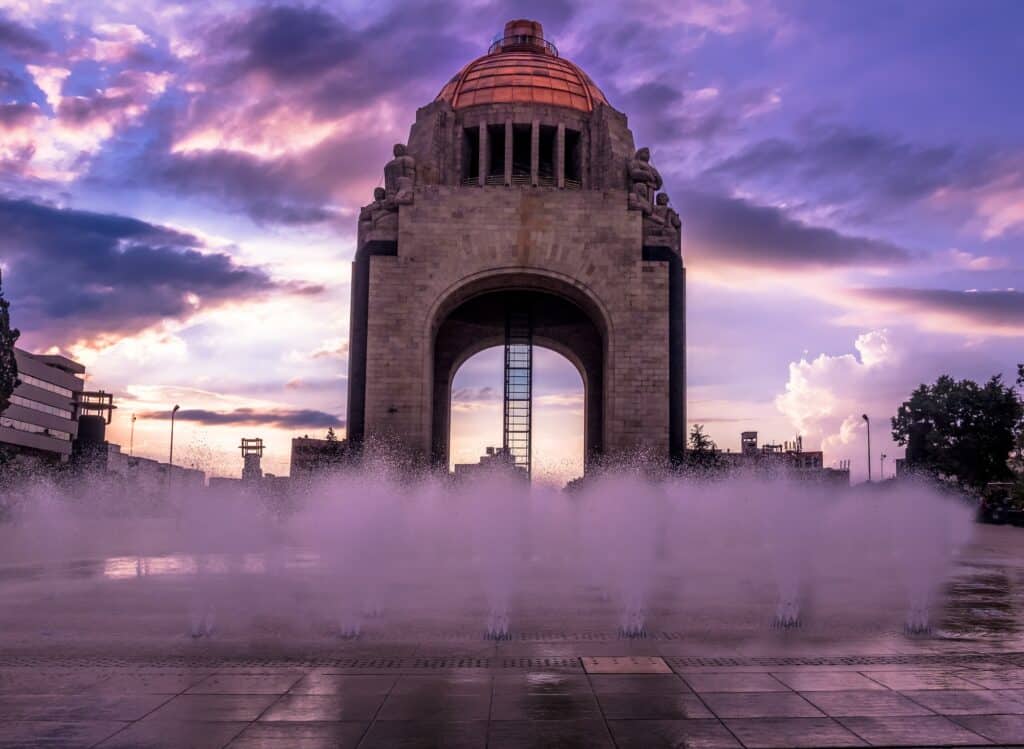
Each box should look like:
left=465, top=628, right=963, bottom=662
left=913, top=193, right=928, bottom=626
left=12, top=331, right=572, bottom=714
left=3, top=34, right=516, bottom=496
left=0, top=270, right=19, bottom=415
left=687, top=423, right=723, bottom=475
left=1013, top=365, right=1024, bottom=476
left=325, top=427, right=338, bottom=442
left=892, top=371, right=1023, bottom=490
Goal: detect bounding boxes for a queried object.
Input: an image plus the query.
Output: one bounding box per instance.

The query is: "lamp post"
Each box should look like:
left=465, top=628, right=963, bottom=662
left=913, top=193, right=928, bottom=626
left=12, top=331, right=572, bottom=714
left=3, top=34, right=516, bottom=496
left=129, top=413, right=136, bottom=457
left=881, top=452, right=887, bottom=480
left=862, top=414, right=872, bottom=482
left=169, top=404, right=180, bottom=469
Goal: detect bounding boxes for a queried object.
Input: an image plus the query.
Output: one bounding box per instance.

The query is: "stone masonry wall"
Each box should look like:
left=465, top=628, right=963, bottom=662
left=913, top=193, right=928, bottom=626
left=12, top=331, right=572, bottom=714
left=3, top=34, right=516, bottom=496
left=362, top=185, right=670, bottom=460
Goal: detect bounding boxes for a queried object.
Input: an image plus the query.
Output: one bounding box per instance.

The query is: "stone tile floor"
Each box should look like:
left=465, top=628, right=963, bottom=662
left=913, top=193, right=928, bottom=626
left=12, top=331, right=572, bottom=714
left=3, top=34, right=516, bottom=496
left=1, top=523, right=1022, bottom=746
left=2, top=661, right=1024, bottom=747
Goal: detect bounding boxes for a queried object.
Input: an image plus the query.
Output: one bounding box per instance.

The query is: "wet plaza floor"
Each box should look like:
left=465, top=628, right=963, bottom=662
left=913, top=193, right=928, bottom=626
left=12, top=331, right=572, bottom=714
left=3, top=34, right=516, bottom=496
left=0, top=523, right=1022, bottom=747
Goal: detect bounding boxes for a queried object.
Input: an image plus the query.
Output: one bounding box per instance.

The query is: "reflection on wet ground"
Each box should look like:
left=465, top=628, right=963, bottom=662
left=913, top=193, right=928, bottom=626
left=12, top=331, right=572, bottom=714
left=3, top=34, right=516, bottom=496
left=0, top=526, right=1022, bottom=746
left=0, top=523, right=1021, bottom=655
left=941, top=563, right=1021, bottom=638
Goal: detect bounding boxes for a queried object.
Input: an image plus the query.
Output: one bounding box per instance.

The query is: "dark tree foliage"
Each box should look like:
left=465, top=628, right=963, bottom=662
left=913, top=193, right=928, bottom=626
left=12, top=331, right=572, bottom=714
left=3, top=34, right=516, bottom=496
left=892, top=371, right=1024, bottom=490
left=0, top=270, right=19, bottom=415
left=687, top=423, right=724, bottom=476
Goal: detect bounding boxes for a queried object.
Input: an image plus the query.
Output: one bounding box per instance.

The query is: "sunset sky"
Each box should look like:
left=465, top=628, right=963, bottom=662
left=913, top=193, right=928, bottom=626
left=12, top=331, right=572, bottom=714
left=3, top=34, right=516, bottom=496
left=1, top=0, right=1022, bottom=482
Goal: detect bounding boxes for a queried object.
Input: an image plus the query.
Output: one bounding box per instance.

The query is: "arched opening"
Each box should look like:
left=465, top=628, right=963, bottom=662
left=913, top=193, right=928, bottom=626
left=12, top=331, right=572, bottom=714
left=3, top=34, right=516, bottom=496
left=429, top=277, right=607, bottom=474
left=449, top=346, right=585, bottom=482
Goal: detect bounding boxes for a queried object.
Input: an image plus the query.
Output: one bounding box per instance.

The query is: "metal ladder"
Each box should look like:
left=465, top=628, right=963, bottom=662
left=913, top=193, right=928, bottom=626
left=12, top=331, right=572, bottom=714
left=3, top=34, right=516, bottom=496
left=503, top=309, right=532, bottom=476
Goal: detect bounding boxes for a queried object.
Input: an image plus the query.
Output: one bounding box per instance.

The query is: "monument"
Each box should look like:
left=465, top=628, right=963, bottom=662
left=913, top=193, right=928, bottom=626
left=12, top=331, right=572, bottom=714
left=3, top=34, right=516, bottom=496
left=347, top=19, right=685, bottom=473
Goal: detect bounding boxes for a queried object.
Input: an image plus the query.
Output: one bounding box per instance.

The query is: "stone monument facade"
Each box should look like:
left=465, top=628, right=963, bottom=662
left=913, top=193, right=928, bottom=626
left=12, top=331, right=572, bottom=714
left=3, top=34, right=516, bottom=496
left=347, top=19, right=685, bottom=471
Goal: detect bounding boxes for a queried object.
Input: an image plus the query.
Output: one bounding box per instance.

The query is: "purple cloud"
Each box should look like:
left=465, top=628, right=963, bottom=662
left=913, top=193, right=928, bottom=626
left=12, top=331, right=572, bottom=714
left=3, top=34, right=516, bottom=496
left=140, top=407, right=343, bottom=429
left=850, top=287, right=1024, bottom=332
left=678, top=188, right=913, bottom=270
left=0, top=197, right=322, bottom=346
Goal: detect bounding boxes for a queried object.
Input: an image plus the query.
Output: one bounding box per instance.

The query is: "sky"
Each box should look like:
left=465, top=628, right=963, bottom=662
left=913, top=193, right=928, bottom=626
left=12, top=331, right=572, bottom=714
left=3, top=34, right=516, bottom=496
left=1, top=0, right=1022, bottom=482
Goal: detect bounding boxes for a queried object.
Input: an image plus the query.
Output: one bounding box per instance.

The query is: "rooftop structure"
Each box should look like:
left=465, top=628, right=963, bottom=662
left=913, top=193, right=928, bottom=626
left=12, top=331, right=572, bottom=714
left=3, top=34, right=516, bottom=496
left=437, top=20, right=607, bottom=112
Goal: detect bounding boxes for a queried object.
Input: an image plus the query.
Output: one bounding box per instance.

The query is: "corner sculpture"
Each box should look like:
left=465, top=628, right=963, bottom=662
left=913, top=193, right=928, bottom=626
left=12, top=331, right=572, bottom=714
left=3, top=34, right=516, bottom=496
left=627, top=146, right=663, bottom=214
left=384, top=143, right=416, bottom=205
left=644, top=192, right=682, bottom=250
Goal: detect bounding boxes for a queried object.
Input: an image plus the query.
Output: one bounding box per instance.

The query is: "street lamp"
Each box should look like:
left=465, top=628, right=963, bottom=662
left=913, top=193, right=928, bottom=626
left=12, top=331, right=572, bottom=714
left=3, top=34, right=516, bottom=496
left=881, top=452, right=887, bottom=480
left=129, top=413, right=136, bottom=457
left=862, top=414, right=872, bottom=482
left=169, top=404, right=180, bottom=468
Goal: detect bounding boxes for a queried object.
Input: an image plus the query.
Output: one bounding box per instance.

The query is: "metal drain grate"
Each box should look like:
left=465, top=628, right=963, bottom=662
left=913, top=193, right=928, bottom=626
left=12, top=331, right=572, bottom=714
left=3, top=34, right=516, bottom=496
left=665, top=653, right=1016, bottom=668
left=0, top=654, right=584, bottom=670
left=0, top=652, right=1018, bottom=671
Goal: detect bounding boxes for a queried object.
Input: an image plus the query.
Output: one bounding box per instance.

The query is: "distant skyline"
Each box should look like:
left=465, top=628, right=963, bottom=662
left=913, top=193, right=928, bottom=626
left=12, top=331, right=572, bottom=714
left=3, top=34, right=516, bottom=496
left=1, top=1, right=1022, bottom=480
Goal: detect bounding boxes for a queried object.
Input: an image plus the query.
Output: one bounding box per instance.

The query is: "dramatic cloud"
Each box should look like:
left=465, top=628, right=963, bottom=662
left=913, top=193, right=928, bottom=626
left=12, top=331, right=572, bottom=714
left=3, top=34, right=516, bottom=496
left=140, top=407, right=343, bottom=428
left=707, top=124, right=962, bottom=203
left=846, top=287, right=1024, bottom=336
left=451, top=386, right=498, bottom=412
left=704, top=123, right=1024, bottom=237
left=0, top=14, right=49, bottom=56
left=0, top=103, right=40, bottom=130
left=0, top=197, right=321, bottom=346
left=678, top=188, right=913, bottom=271
left=143, top=2, right=478, bottom=223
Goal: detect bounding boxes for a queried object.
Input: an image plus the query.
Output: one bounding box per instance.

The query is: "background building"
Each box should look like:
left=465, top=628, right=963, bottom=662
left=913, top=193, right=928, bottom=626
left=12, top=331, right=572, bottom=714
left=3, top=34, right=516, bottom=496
left=0, top=348, right=82, bottom=464
left=290, top=435, right=348, bottom=480
left=719, top=431, right=850, bottom=484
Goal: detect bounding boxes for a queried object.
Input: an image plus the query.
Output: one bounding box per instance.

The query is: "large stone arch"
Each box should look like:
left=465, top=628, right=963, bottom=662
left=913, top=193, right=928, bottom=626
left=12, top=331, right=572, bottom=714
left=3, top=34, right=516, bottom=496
left=427, top=271, right=608, bottom=470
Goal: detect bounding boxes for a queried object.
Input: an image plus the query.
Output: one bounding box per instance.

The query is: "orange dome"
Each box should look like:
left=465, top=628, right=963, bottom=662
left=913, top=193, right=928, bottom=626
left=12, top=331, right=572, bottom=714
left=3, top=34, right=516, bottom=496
left=436, top=20, right=608, bottom=113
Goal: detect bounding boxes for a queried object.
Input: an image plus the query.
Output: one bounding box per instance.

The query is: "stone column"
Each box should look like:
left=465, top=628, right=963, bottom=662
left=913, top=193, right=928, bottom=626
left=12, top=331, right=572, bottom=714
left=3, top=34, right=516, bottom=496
left=504, top=120, right=513, bottom=186
left=478, top=122, right=488, bottom=187
left=556, top=123, right=565, bottom=189
left=530, top=119, right=539, bottom=187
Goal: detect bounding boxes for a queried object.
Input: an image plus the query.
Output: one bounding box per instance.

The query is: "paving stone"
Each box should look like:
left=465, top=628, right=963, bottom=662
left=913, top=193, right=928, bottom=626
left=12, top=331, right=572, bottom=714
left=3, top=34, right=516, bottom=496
left=956, top=668, right=1024, bottom=689
left=771, top=671, right=887, bottom=692
left=0, top=693, right=170, bottom=722
left=839, top=715, right=991, bottom=746
left=96, top=720, right=247, bottom=748
left=359, top=720, right=488, bottom=748
left=257, top=694, right=383, bottom=721
left=900, top=688, right=1024, bottom=715
left=701, top=691, right=824, bottom=719
left=377, top=693, right=490, bottom=720
left=228, top=721, right=367, bottom=748
left=488, top=719, right=613, bottom=748
left=493, top=672, right=592, bottom=694
left=289, top=674, right=394, bottom=695
left=235, top=722, right=368, bottom=738
left=490, top=691, right=601, bottom=720
left=598, top=692, right=713, bottom=719
left=581, top=656, right=672, bottom=674
left=391, top=673, right=492, bottom=696
left=608, top=718, right=741, bottom=748
left=684, top=672, right=789, bottom=693
left=952, top=714, right=1024, bottom=744
left=145, top=694, right=279, bottom=722
left=95, top=671, right=213, bottom=694
left=187, top=673, right=303, bottom=694
left=589, top=674, right=691, bottom=694
left=725, top=717, right=867, bottom=748
left=0, top=720, right=126, bottom=748
left=802, top=689, right=935, bottom=717
left=860, top=670, right=984, bottom=691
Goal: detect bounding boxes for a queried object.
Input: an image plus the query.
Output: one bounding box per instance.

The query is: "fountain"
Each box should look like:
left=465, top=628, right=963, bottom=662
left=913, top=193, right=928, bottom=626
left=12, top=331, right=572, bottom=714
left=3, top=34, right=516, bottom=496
left=0, top=467, right=976, bottom=647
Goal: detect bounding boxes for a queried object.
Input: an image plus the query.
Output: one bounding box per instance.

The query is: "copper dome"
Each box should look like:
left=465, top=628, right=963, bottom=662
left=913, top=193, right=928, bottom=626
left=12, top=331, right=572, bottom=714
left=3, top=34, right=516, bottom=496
left=436, top=20, right=608, bottom=113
